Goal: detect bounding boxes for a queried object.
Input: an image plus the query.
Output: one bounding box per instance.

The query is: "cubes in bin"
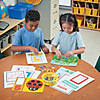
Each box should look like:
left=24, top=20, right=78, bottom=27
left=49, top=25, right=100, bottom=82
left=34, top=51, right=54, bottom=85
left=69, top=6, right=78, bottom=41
left=8, top=6, right=27, bottom=19
left=15, top=2, right=33, bottom=12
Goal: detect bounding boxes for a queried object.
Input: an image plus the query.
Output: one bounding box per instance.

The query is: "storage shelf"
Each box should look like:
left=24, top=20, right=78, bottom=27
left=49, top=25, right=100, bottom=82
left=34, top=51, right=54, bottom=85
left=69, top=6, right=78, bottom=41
left=73, top=13, right=100, bottom=17
left=85, top=1, right=100, bottom=4
left=0, top=16, right=25, bottom=36
left=73, top=0, right=100, bottom=4
left=1, top=44, right=12, bottom=53
left=72, top=0, right=100, bottom=31
left=79, top=25, right=100, bottom=31
left=0, top=17, right=25, bottom=56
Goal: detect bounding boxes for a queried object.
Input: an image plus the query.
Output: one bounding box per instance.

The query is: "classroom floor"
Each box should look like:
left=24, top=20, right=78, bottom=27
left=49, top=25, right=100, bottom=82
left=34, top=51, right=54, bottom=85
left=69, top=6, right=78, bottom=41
left=45, top=9, right=100, bottom=67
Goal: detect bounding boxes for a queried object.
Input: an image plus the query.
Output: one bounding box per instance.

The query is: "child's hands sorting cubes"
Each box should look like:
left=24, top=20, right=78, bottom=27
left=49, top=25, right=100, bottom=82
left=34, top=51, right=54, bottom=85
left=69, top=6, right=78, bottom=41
left=28, top=46, right=39, bottom=55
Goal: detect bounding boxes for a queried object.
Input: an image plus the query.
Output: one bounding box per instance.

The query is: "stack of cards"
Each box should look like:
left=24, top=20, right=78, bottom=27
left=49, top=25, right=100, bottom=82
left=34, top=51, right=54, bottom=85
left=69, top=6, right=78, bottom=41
left=51, top=67, right=95, bottom=95
left=4, top=65, right=41, bottom=88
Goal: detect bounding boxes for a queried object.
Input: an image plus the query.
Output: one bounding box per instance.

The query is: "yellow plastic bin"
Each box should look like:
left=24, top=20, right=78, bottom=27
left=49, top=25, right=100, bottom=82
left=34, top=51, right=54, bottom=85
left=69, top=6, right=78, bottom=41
left=92, top=9, right=98, bottom=16
left=73, top=7, right=79, bottom=14
left=88, top=0, right=92, bottom=2
left=79, top=7, right=85, bottom=14
left=87, top=22, right=96, bottom=29
left=77, top=19, right=82, bottom=27
left=86, top=8, right=91, bottom=15
left=80, top=0, right=85, bottom=1
left=94, top=0, right=98, bottom=2
left=42, top=72, right=58, bottom=86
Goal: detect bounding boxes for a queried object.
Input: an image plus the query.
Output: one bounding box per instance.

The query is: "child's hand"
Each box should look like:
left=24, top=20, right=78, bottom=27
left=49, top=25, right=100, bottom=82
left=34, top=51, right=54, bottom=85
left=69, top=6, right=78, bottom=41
left=55, top=49, right=62, bottom=59
left=64, top=51, right=73, bottom=57
left=29, top=46, right=39, bottom=54
left=42, top=47, right=49, bottom=53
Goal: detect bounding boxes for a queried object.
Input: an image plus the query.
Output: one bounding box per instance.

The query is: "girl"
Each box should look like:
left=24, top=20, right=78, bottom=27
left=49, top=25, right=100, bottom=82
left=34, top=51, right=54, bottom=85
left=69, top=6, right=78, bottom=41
left=51, top=13, right=85, bottom=59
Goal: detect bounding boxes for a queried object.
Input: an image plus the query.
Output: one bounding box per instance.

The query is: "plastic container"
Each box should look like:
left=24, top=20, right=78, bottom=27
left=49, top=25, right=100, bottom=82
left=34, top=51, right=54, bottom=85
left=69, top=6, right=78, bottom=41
left=15, top=2, right=33, bottom=11
left=73, top=7, right=79, bottom=14
left=87, top=22, right=96, bottom=29
left=42, top=72, right=58, bottom=86
left=77, top=16, right=84, bottom=27
left=94, top=0, right=98, bottom=2
left=0, top=38, right=2, bottom=49
left=77, top=19, right=82, bottom=27
left=8, top=30, right=16, bottom=43
left=79, top=7, right=85, bottom=14
left=80, top=0, right=85, bottom=1
left=88, top=0, right=92, bottom=2
left=8, top=6, right=27, bottom=19
left=86, top=8, right=91, bottom=15
left=92, top=9, right=98, bottom=16
left=1, top=35, right=9, bottom=48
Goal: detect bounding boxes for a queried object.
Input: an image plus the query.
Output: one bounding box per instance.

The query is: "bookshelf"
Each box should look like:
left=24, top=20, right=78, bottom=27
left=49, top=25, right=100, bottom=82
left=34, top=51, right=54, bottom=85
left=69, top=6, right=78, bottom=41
left=72, top=0, right=100, bottom=31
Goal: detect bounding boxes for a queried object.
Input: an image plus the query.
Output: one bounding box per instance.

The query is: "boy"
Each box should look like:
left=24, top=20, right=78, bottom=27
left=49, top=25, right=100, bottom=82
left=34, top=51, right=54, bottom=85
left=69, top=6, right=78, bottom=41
left=11, top=9, right=49, bottom=54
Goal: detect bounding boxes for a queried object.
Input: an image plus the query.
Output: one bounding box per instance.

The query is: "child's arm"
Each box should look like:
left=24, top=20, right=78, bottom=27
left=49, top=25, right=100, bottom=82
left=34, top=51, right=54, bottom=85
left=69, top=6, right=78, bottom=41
left=11, top=45, right=39, bottom=54
left=41, top=45, right=49, bottom=53
left=51, top=45, right=62, bottom=59
left=63, top=47, right=85, bottom=57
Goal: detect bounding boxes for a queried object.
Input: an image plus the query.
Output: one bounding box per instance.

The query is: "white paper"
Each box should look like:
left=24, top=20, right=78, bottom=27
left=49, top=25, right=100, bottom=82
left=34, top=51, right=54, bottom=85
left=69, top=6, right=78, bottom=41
left=72, top=75, right=86, bottom=83
left=51, top=74, right=73, bottom=95
left=4, top=71, right=25, bottom=88
left=16, top=77, right=25, bottom=85
left=11, top=65, right=35, bottom=71
left=59, top=71, right=95, bottom=91
left=51, top=67, right=75, bottom=95
left=26, top=51, right=47, bottom=64
left=59, top=0, right=71, bottom=6
left=52, top=81, right=73, bottom=95
left=24, top=71, right=34, bottom=78
left=11, top=65, right=35, bottom=78
left=55, top=67, right=75, bottom=80
left=31, top=70, right=41, bottom=78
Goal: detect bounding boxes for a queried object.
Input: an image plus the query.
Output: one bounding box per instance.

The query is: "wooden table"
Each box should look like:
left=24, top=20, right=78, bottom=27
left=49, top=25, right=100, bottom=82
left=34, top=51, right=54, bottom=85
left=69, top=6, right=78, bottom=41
left=0, top=53, right=100, bottom=100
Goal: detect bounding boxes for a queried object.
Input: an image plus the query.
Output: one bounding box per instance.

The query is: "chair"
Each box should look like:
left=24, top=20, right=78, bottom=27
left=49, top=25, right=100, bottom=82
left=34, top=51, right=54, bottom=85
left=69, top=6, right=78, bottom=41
left=78, top=54, right=81, bottom=59
left=95, top=56, right=100, bottom=72
left=0, top=51, right=3, bottom=59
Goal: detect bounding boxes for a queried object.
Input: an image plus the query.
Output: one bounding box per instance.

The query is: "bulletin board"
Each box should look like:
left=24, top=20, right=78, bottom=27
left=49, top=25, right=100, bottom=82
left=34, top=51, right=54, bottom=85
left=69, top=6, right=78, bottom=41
left=59, top=0, right=72, bottom=10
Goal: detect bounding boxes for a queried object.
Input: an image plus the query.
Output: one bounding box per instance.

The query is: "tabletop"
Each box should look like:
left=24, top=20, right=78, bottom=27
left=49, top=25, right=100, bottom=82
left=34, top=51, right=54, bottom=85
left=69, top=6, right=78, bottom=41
left=0, top=53, right=100, bottom=100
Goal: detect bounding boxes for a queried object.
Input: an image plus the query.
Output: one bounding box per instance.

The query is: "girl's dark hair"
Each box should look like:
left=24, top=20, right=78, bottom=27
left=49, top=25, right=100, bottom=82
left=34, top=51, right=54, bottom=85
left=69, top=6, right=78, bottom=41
left=59, top=13, right=79, bottom=32
left=25, top=9, right=40, bottom=23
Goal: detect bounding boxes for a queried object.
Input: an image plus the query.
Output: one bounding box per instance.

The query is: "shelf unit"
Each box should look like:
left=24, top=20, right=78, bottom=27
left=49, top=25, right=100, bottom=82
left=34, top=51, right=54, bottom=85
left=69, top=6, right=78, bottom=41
left=72, top=0, right=100, bottom=31
left=1, top=44, right=12, bottom=53
left=0, top=17, right=24, bottom=56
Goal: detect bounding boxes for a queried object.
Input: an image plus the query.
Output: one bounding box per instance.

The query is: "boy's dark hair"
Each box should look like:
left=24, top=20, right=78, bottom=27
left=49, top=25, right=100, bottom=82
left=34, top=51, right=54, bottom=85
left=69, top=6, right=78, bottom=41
left=25, top=9, right=40, bottom=23
left=59, top=13, right=79, bottom=32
